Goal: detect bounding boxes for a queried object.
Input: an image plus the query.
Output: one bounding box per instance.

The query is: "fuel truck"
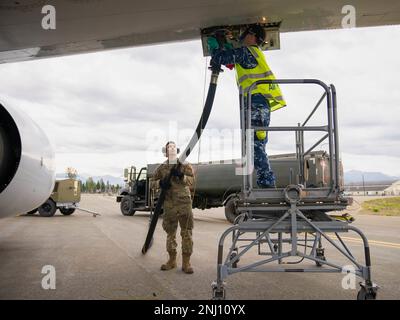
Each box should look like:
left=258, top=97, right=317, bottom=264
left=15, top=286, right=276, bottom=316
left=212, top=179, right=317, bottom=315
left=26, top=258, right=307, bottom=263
left=116, top=151, right=343, bottom=223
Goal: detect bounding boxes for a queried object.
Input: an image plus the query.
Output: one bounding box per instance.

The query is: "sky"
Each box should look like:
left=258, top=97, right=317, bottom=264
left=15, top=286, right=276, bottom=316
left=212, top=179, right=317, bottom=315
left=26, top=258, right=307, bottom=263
left=0, top=25, right=399, bottom=178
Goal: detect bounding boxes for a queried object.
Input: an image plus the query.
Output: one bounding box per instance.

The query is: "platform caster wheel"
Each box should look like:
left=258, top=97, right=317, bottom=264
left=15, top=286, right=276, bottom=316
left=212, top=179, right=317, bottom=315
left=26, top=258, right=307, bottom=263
left=315, top=248, right=326, bottom=267
left=357, top=284, right=377, bottom=300
left=315, top=255, right=326, bottom=267
left=230, top=251, right=239, bottom=268
left=212, top=288, right=226, bottom=300
left=211, top=282, right=226, bottom=300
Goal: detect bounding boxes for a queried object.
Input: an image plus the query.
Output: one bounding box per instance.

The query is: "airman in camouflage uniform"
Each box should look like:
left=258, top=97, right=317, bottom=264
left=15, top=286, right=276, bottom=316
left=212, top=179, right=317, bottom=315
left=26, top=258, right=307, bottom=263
left=151, top=141, right=195, bottom=274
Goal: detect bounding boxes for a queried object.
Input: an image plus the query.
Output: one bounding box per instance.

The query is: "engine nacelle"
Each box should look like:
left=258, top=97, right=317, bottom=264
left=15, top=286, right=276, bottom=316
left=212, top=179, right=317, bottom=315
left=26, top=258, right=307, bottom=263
left=0, top=102, right=55, bottom=217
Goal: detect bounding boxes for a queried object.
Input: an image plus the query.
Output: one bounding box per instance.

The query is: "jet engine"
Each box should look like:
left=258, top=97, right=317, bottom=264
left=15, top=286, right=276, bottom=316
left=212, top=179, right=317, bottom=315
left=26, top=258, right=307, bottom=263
left=0, top=102, right=55, bottom=217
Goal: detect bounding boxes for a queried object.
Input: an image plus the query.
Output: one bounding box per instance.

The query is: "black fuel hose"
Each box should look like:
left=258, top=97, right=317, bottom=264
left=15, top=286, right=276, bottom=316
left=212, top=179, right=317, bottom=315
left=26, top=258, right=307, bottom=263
left=141, top=69, right=220, bottom=254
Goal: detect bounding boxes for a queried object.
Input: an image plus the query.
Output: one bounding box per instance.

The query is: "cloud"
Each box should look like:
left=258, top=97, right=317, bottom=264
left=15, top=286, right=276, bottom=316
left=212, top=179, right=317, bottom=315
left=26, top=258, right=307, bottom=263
left=0, top=25, right=399, bottom=176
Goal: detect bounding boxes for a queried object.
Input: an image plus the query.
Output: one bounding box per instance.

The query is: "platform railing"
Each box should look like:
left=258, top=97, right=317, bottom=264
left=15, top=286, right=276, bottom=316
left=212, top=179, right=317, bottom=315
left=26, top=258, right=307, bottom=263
left=240, top=79, right=340, bottom=195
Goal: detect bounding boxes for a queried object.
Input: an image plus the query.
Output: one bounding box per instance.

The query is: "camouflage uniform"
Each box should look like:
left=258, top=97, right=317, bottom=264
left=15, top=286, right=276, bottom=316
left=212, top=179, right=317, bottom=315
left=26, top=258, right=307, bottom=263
left=211, top=47, right=276, bottom=187
left=151, top=161, right=195, bottom=256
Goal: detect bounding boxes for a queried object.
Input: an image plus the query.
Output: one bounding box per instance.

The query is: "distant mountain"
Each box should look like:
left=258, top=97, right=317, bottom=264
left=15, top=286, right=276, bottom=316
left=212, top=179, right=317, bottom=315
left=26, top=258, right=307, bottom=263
left=56, top=173, right=125, bottom=186
left=344, top=170, right=399, bottom=184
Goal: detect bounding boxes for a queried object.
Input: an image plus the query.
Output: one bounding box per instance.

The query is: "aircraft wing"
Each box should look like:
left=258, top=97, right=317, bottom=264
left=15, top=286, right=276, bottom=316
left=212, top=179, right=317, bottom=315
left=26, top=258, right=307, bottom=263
left=1, top=0, right=399, bottom=64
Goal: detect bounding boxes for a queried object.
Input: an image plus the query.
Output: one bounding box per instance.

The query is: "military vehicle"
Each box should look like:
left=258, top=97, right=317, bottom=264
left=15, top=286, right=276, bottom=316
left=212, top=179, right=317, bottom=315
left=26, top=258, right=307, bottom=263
left=28, top=179, right=81, bottom=217
left=117, top=151, right=343, bottom=223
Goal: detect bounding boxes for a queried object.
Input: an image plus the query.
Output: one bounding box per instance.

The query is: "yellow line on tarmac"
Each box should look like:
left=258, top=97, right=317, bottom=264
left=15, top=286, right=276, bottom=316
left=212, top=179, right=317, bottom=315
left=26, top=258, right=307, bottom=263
left=333, top=236, right=400, bottom=249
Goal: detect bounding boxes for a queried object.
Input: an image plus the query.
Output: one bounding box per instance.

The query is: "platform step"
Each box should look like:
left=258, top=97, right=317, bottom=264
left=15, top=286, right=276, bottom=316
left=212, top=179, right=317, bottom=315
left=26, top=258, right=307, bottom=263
left=237, top=220, right=349, bottom=233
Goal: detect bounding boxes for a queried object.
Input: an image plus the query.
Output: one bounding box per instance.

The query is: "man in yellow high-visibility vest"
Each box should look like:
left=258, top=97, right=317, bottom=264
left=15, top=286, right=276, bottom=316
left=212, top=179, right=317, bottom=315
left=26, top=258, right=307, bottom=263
left=209, top=24, right=286, bottom=188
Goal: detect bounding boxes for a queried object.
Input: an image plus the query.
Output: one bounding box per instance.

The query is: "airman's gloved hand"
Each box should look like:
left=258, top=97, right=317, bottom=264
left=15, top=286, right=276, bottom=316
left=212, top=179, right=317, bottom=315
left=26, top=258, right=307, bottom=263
left=222, top=42, right=234, bottom=69
left=171, top=167, right=184, bottom=179
left=207, top=37, right=233, bottom=54
left=159, top=178, right=172, bottom=190
left=207, top=37, right=219, bottom=54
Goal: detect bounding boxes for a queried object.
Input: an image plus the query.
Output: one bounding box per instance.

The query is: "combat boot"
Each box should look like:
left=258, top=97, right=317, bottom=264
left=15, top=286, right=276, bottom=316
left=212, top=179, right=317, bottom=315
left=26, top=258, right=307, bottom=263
left=182, top=253, right=194, bottom=274
left=161, top=252, right=177, bottom=271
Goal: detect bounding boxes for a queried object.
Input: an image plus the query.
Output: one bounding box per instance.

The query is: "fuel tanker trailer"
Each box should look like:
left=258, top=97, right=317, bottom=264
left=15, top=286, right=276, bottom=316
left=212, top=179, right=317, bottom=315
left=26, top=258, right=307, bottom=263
left=116, top=151, right=343, bottom=223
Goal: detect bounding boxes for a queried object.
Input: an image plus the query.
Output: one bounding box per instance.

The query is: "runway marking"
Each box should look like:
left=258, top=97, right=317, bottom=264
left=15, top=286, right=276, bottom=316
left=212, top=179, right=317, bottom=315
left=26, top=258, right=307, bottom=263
left=332, top=236, right=400, bottom=249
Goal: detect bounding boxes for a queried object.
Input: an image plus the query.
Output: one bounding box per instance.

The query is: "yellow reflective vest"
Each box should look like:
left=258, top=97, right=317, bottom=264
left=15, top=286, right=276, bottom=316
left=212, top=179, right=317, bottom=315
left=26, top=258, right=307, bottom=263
left=235, top=46, right=286, bottom=112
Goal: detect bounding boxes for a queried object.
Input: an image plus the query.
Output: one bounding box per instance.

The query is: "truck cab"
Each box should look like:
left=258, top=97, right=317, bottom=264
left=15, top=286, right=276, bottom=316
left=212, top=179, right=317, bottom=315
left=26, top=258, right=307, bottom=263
left=117, top=166, right=153, bottom=216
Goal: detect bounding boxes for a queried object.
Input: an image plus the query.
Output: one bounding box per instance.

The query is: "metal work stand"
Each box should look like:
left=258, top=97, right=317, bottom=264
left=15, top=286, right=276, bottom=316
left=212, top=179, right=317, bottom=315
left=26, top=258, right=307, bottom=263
left=212, top=79, right=378, bottom=300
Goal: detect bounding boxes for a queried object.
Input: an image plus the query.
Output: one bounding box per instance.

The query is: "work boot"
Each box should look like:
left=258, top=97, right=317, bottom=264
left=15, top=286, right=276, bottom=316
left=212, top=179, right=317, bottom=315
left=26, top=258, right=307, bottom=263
left=182, top=254, right=194, bottom=274
left=161, top=252, right=177, bottom=271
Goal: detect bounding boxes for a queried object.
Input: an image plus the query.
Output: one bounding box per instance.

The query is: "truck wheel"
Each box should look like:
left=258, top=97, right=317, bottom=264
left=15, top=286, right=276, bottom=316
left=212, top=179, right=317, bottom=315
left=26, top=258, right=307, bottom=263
left=60, top=208, right=75, bottom=215
left=26, top=208, right=38, bottom=215
left=121, top=195, right=136, bottom=216
left=225, top=198, right=239, bottom=224
left=38, top=199, right=57, bottom=217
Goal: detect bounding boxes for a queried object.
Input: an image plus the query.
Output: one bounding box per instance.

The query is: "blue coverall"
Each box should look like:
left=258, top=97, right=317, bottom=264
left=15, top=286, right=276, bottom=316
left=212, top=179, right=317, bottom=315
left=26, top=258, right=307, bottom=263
left=211, top=47, right=276, bottom=187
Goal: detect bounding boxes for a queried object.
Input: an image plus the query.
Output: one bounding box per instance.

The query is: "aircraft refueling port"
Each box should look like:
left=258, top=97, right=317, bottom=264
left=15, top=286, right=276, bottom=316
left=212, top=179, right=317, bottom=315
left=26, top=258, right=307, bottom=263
left=200, top=22, right=281, bottom=57
left=0, top=104, right=22, bottom=193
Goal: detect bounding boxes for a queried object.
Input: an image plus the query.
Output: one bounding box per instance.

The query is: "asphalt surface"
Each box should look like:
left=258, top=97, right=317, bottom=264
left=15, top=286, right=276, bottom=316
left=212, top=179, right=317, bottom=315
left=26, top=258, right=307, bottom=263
left=0, top=194, right=399, bottom=300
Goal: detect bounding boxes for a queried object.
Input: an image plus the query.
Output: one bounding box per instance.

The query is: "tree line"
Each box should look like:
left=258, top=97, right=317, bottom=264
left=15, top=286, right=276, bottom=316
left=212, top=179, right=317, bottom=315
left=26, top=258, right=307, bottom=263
left=65, top=168, right=122, bottom=194
left=80, top=178, right=122, bottom=194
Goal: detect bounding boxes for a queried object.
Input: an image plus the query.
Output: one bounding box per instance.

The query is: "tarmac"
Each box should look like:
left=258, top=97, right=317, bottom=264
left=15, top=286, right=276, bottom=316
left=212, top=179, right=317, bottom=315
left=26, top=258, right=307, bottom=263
left=0, top=194, right=399, bottom=300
